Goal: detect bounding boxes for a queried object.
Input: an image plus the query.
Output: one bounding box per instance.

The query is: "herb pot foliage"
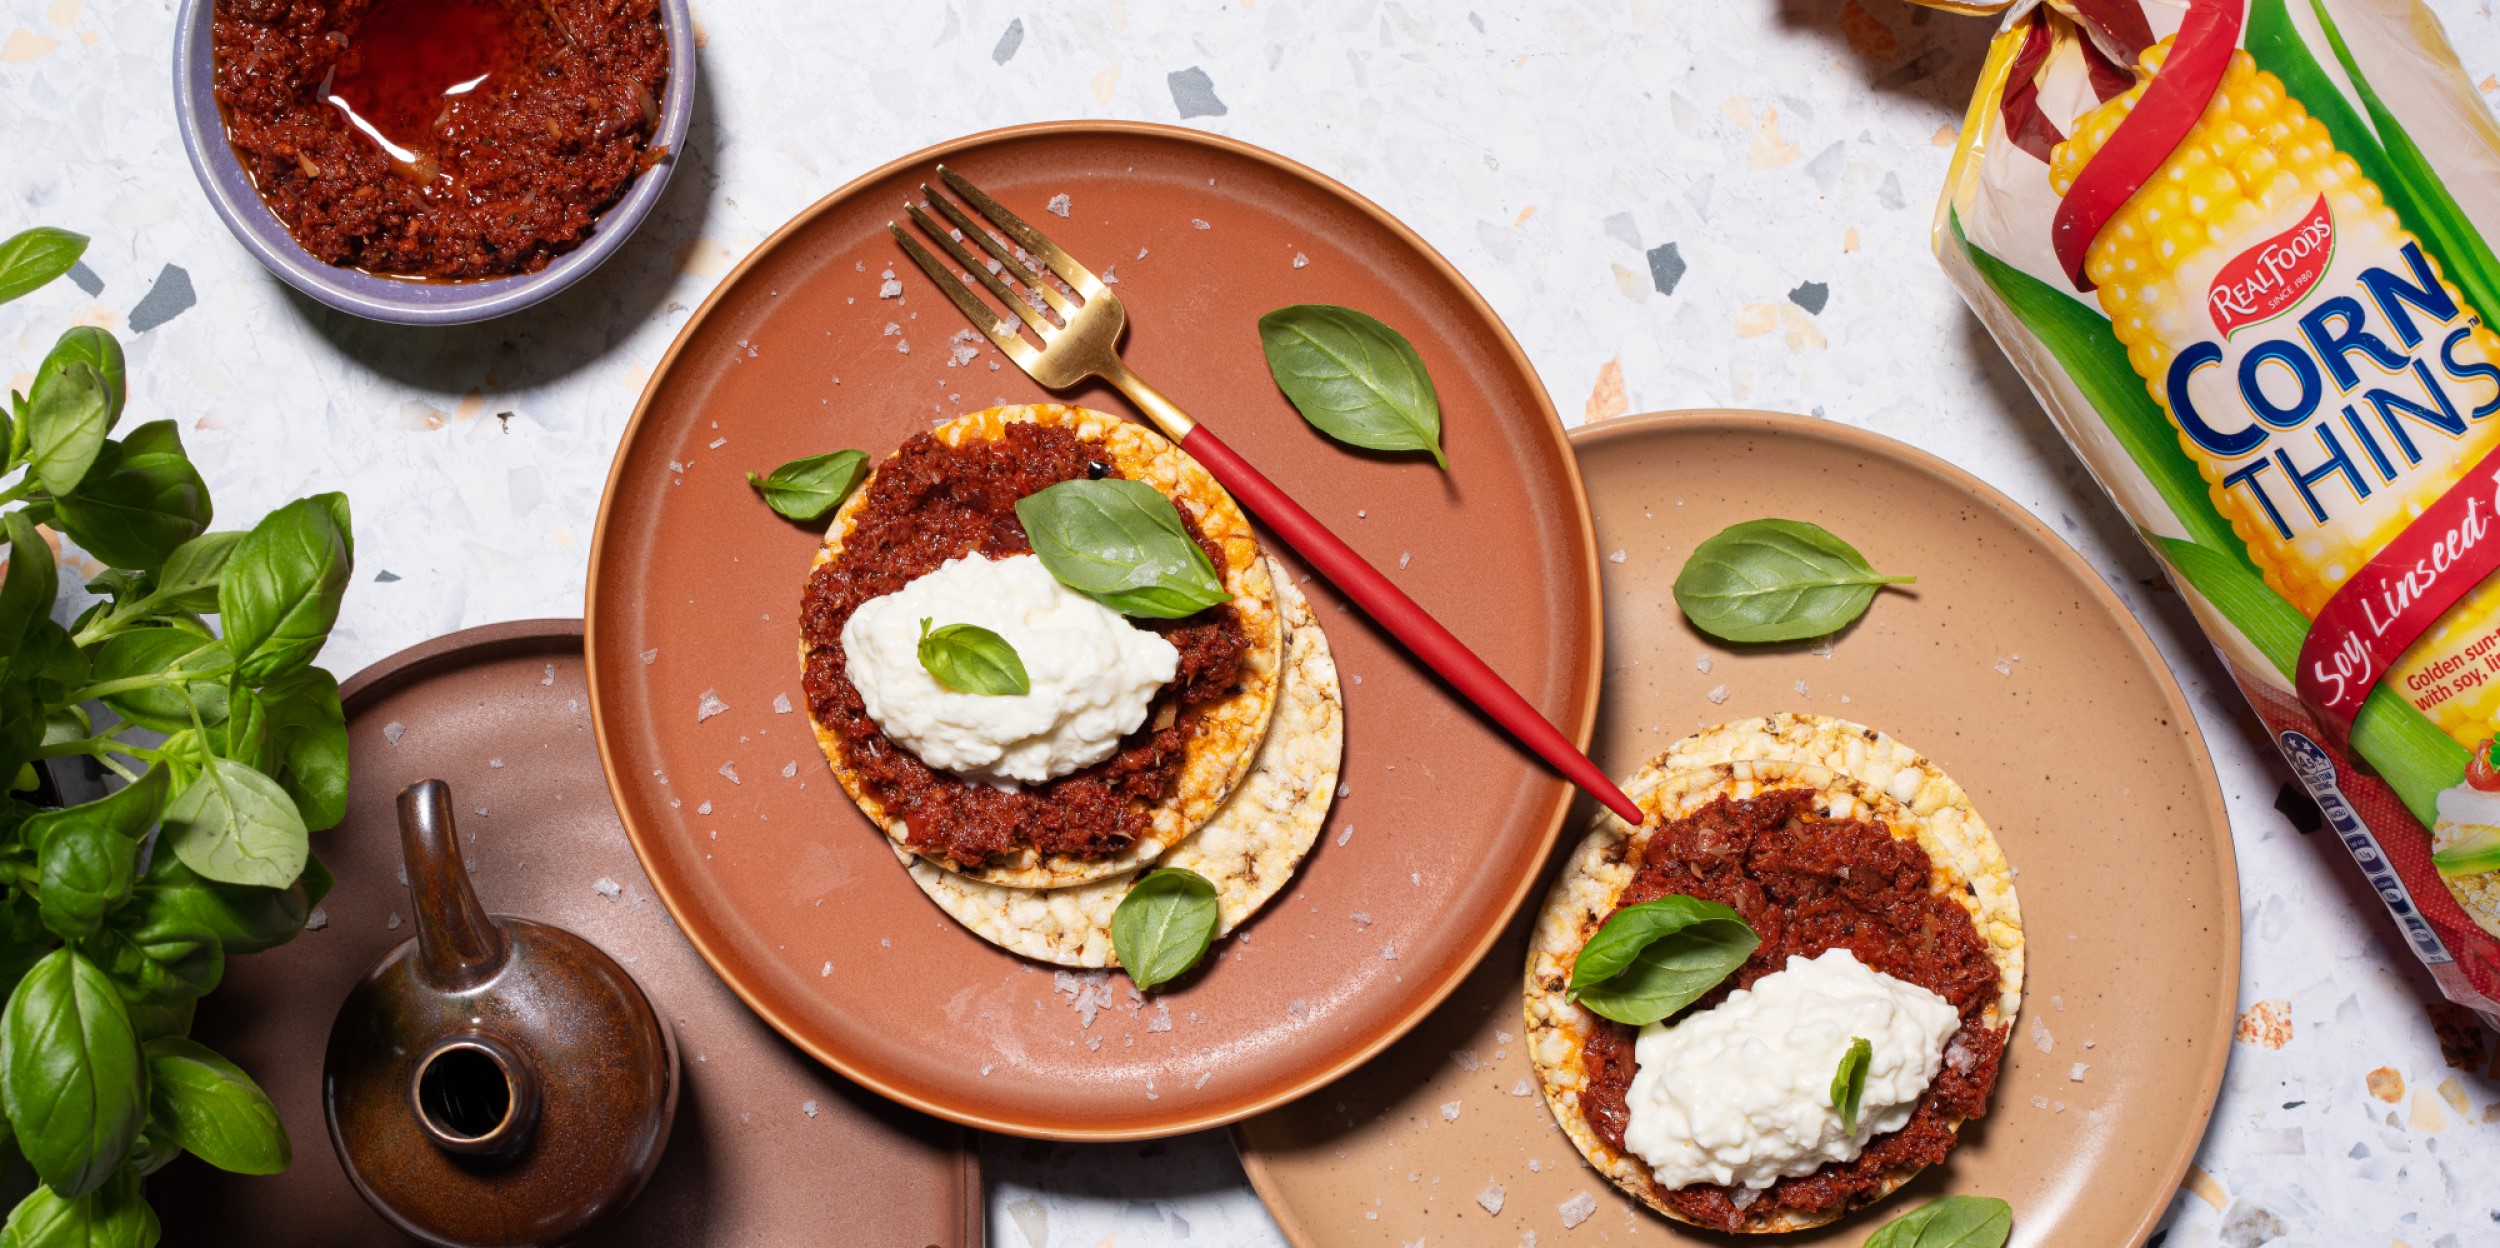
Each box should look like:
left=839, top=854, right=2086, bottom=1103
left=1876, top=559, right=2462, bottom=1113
left=0, top=229, right=348, bottom=1243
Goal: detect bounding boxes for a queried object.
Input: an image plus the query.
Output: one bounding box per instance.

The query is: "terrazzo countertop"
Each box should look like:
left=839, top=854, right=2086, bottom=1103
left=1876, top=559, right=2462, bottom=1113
left=7, top=1, right=2500, bottom=1244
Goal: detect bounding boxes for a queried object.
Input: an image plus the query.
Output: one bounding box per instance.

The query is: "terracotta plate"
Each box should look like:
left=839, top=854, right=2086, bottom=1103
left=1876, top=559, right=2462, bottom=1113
left=584, top=123, right=1602, bottom=1139
left=1235, top=412, right=2238, bottom=1246
left=156, top=621, right=983, bottom=1247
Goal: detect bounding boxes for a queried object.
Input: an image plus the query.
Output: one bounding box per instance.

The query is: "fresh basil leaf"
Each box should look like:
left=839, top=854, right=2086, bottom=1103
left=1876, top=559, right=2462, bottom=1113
left=253, top=670, right=347, bottom=831
left=0, top=949, right=146, bottom=1199
left=218, top=494, right=351, bottom=685
left=1861, top=1195, right=2014, bottom=1248
left=747, top=450, right=867, bottom=523
left=1109, top=868, right=1219, bottom=992
left=131, top=852, right=319, bottom=957
left=143, top=1037, right=287, bottom=1176
left=53, top=446, right=209, bottom=573
left=89, top=630, right=230, bottom=733
left=24, top=770, right=167, bottom=940
left=124, top=1000, right=192, bottom=1046
left=1015, top=479, right=1232, bottom=619
left=39, top=329, right=125, bottom=430
left=0, top=1161, right=156, bottom=1248
left=916, top=619, right=1030, bottom=696
left=13, top=619, right=87, bottom=707
left=1256, top=304, right=1448, bottom=468
left=148, top=531, right=241, bottom=615
left=1672, top=518, right=1914, bottom=645
left=129, top=1123, right=180, bottom=1177
left=1567, top=896, right=1760, bottom=1026
left=162, top=758, right=307, bottom=889
left=84, top=907, right=222, bottom=1007
left=0, top=229, right=86, bottom=307
left=1832, top=1036, right=1872, bottom=1136
left=0, top=515, right=58, bottom=661
left=25, top=362, right=113, bottom=497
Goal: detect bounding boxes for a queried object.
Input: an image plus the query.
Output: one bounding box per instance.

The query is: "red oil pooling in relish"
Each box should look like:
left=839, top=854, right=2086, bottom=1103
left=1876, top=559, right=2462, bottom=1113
left=322, top=0, right=523, bottom=187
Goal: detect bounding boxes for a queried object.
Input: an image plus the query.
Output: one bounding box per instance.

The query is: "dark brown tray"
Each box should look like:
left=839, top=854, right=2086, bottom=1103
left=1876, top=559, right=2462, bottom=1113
left=157, top=619, right=983, bottom=1246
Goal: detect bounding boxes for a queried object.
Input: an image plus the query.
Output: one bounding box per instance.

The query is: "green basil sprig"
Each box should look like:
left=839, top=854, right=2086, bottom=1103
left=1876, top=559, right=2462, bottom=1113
left=1862, top=1195, right=2014, bottom=1248
left=0, top=228, right=87, bottom=307
left=1110, top=868, right=1220, bottom=992
left=748, top=449, right=866, bottom=522
left=1566, top=896, right=1760, bottom=1026
left=1016, top=479, right=1232, bottom=619
left=1831, top=1036, right=1871, bottom=1135
left=1257, top=304, right=1448, bottom=468
left=1672, top=518, right=1913, bottom=644
left=0, top=948, right=146, bottom=1198
left=917, top=619, right=1030, bottom=696
left=144, top=1037, right=288, bottom=1175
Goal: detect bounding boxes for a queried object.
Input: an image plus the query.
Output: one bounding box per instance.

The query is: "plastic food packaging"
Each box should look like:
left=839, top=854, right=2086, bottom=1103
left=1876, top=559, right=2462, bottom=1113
left=1927, top=0, right=2500, bottom=1016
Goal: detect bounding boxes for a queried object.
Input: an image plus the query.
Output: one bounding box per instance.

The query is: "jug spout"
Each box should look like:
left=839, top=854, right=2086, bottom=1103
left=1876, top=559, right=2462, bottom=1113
left=398, top=779, right=508, bottom=991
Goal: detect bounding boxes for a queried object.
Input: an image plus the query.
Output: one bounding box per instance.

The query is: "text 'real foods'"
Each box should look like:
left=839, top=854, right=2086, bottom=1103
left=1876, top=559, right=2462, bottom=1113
left=211, top=0, right=669, bottom=279
left=1936, top=0, right=2500, bottom=1010
left=789, top=405, right=1343, bottom=991
left=1528, top=715, right=2023, bottom=1234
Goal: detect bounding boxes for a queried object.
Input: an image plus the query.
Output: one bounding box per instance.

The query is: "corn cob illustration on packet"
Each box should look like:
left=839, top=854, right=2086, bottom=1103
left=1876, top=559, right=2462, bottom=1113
left=1928, top=0, right=2500, bottom=1015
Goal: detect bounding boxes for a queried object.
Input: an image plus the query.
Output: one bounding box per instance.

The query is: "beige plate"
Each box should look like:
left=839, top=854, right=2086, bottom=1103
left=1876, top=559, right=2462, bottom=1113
left=1234, top=411, right=2239, bottom=1247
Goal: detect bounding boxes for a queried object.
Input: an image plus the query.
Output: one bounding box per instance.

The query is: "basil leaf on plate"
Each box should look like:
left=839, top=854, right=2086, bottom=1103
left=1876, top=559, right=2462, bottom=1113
left=1566, top=895, right=1759, bottom=1026
left=748, top=450, right=866, bottom=523
left=1257, top=304, right=1447, bottom=468
left=1831, top=1035, right=1872, bottom=1135
left=162, top=758, right=307, bottom=890
left=1862, top=1195, right=2014, bottom=1248
left=1110, top=868, right=1219, bottom=992
left=0, top=228, right=87, bottom=306
left=145, top=1037, right=289, bottom=1176
left=1016, top=478, right=1231, bottom=619
left=1672, top=518, right=1913, bottom=644
left=917, top=619, right=1029, bottom=696
left=219, top=494, right=353, bottom=685
left=0, top=948, right=146, bottom=1199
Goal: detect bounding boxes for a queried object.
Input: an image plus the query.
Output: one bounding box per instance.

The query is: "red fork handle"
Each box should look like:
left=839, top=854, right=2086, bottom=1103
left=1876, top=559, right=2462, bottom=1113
left=1179, top=424, right=1643, bottom=826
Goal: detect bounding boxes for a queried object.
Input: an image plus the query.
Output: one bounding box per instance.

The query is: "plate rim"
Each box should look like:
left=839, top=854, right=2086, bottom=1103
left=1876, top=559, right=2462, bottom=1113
left=1234, top=408, right=2242, bottom=1248
left=581, top=120, right=1606, bottom=1139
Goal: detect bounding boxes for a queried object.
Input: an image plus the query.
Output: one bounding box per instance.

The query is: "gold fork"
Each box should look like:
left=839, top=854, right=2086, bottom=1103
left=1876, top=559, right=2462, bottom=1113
left=890, top=166, right=1640, bottom=825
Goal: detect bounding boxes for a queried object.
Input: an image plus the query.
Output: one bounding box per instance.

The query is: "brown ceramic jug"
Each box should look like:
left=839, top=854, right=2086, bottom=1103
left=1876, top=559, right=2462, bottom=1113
left=323, top=779, right=677, bottom=1247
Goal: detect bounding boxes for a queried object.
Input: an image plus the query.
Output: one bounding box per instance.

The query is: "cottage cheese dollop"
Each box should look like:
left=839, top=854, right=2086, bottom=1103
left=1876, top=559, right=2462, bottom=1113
left=842, top=553, right=1179, bottom=787
left=1620, top=946, right=1962, bottom=1191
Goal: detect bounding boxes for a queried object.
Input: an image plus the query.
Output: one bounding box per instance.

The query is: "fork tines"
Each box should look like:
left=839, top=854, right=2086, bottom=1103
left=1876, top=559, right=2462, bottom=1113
left=888, top=165, right=1107, bottom=363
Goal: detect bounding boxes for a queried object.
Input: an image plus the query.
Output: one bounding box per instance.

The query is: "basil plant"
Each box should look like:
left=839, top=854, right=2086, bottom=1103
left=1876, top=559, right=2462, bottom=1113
left=0, top=228, right=346, bottom=1242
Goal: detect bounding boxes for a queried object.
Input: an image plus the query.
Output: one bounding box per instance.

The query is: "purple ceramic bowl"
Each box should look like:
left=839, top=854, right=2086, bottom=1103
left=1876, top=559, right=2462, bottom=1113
left=173, top=0, right=696, bottom=326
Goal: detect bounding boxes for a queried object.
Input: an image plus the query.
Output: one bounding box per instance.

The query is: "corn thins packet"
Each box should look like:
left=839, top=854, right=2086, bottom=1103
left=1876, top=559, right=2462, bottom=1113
left=1928, top=0, right=2500, bottom=1016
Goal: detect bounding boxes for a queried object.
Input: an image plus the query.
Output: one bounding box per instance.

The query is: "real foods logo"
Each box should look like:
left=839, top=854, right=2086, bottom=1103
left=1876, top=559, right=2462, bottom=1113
left=2209, top=195, right=2336, bottom=337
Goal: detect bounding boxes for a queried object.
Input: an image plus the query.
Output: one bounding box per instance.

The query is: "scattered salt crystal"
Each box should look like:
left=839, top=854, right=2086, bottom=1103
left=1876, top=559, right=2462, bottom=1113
left=1356, top=509, right=1367, bottom=519
left=1293, top=252, right=1309, bottom=269
left=1190, top=218, right=1211, bottom=230
left=1380, top=942, right=1399, bottom=961
left=1101, top=264, right=1119, bottom=285
left=697, top=801, right=713, bottom=815
left=2054, top=1100, right=2067, bottom=1113
left=1706, top=683, right=1730, bottom=704
left=1287, top=999, right=1309, bottom=1020
left=697, top=690, right=729, bottom=721
left=1337, top=783, right=1351, bottom=798
left=1148, top=1002, right=1173, bottom=1033
left=1694, top=656, right=1711, bottom=673
left=1607, top=549, right=1626, bottom=564
left=1336, top=825, right=1354, bottom=847
left=594, top=877, right=622, bottom=898
left=1558, top=1193, right=1597, bottom=1229
left=1511, top=1077, right=1533, bottom=1097
left=1449, top=1049, right=1479, bottom=1072
left=1527, top=1159, right=1541, bottom=1172
left=1440, top=1100, right=1461, bottom=1122
left=2070, top=1062, right=2089, bottom=1082
left=1194, top=1071, right=1212, bottom=1089
left=1995, top=658, right=2014, bottom=676
left=1137, top=247, right=1149, bottom=259
left=708, top=437, right=727, bottom=450
left=2085, top=1039, right=2097, bottom=1049
left=895, top=338, right=911, bottom=355
left=489, top=757, right=505, bottom=769
left=1398, top=552, right=1411, bottom=569
left=782, top=761, right=798, bottom=778
left=1794, top=680, right=1809, bottom=696
left=1476, top=1183, right=1504, bottom=1214
left=719, top=762, right=741, bottom=784
left=948, top=343, right=978, bottom=367
left=387, top=912, right=402, bottom=930
left=2031, top=1095, right=2050, bottom=1109
left=384, top=721, right=406, bottom=744
left=641, top=648, right=659, bottom=664
left=2030, top=1020, right=2054, bottom=1054
left=981, top=1064, right=995, bottom=1076
left=802, top=1100, right=819, bottom=1118
left=773, top=693, right=793, bottom=714
left=306, top=907, right=328, bottom=931
left=1046, top=192, right=1072, bottom=217
left=1350, top=912, right=1373, bottom=926
left=2052, top=995, right=2065, bottom=1011
left=820, top=961, right=832, bottom=977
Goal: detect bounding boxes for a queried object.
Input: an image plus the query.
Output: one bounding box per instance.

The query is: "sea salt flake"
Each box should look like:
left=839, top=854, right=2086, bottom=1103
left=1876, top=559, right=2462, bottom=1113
left=1293, top=251, right=1309, bottom=268
left=1190, top=218, right=1211, bottom=230
left=1287, top=999, right=1309, bottom=1020
left=773, top=693, right=793, bottom=714
left=2070, top=1062, right=2090, bottom=1082
left=1558, top=1193, right=1597, bottom=1228
left=305, top=907, right=328, bottom=931
left=384, top=721, right=406, bottom=744
left=1695, top=655, right=1712, bottom=673
left=802, top=1099, right=819, bottom=1118
left=1527, top=1158, right=1541, bottom=1172
left=696, top=689, right=730, bottom=721
left=697, top=801, right=713, bottom=815
left=981, top=1063, right=994, bottom=1076
left=782, top=761, right=798, bottom=778
left=1607, top=549, right=1626, bottom=564
left=1336, top=825, right=1354, bottom=847
left=1398, top=552, right=1411, bottom=569
left=1794, top=679, right=1809, bottom=696
left=1350, top=911, right=1373, bottom=926
left=387, top=912, right=402, bottom=930
left=1046, top=192, right=1072, bottom=217
left=1440, top=1100, right=1462, bottom=1122
left=719, top=762, right=742, bottom=785
left=594, top=877, right=622, bottom=898
left=1995, top=658, right=2015, bottom=676
left=1511, top=1077, right=1533, bottom=1097
left=488, top=757, right=504, bottom=769
left=2030, top=1019, right=2055, bottom=1054
left=641, top=648, right=659, bottom=664
left=1380, top=941, right=1399, bottom=961
left=1449, top=1049, right=1479, bottom=1072
left=1148, top=1002, right=1173, bottom=1033
left=820, top=961, right=832, bottom=977
left=1476, top=1183, right=1505, bottom=1214
left=1706, top=683, right=1730, bottom=704
left=1337, top=783, right=1351, bottom=798
left=2031, top=1095, right=2050, bottom=1109
left=895, top=338, right=911, bottom=355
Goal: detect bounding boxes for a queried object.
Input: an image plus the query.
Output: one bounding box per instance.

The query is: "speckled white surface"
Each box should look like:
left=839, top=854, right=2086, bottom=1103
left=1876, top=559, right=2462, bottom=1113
left=6, top=1, right=2500, bottom=1244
